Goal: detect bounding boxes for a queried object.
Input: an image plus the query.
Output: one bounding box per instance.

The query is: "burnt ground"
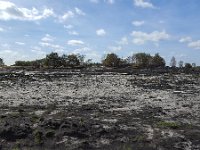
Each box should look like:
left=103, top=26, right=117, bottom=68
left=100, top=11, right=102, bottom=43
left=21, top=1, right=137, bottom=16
left=0, top=72, right=200, bottom=150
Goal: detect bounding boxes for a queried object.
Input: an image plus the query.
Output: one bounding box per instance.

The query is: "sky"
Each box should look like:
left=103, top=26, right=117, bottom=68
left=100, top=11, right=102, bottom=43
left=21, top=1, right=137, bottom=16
left=0, top=0, right=200, bottom=66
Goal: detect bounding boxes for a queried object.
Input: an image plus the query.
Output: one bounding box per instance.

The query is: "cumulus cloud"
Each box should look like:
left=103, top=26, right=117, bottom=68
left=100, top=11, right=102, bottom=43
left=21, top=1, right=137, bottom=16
left=179, top=37, right=192, bottom=43
left=134, top=0, right=155, bottom=8
left=31, top=46, right=42, bottom=52
left=131, top=30, right=170, bottom=45
left=64, top=25, right=73, bottom=29
left=0, top=1, right=54, bottom=21
left=39, top=42, right=64, bottom=51
left=64, top=24, right=79, bottom=36
left=0, top=27, right=4, bottom=32
left=118, top=37, right=128, bottom=45
left=67, top=40, right=84, bottom=46
left=96, top=29, right=106, bottom=36
left=15, top=42, right=25, bottom=45
left=179, top=36, right=200, bottom=50
left=108, top=46, right=122, bottom=52
left=31, top=46, right=46, bottom=55
left=60, top=11, right=74, bottom=21
left=188, top=40, right=200, bottom=50
left=60, top=8, right=85, bottom=22
left=68, top=31, right=79, bottom=36
left=74, top=7, right=85, bottom=16
left=41, top=34, right=54, bottom=42
left=132, top=20, right=145, bottom=26
left=73, top=47, right=92, bottom=54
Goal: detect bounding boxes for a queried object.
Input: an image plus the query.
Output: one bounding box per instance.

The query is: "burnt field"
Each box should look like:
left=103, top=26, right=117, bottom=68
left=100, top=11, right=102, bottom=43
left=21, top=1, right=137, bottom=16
left=0, top=71, right=200, bottom=150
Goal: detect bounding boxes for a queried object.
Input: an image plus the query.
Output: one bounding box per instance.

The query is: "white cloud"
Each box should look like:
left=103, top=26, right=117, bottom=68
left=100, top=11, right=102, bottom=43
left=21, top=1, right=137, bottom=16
left=179, top=36, right=200, bottom=50
left=60, top=8, right=85, bottom=22
left=131, top=30, right=170, bottom=45
left=31, top=46, right=46, bottom=56
left=118, top=37, right=128, bottom=45
left=108, top=46, right=122, bottom=52
left=73, top=47, right=92, bottom=54
left=0, top=1, right=14, bottom=9
left=74, top=7, right=85, bottom=16
left=178, top=36, right=200, bottom=50
left=96, top=29, right=106, bottom=36
left=41, top=34, right=54, bottom=42
left=179, top=37, right=192, bottom=43
left=31, top=46, right=42, bottom=51
left=60, top=11, right=74, bottom=21
left=15, top=42, right=25, bottom=45
left=0, top=1, right=54, bottom=21
left=134, top=0, right=155, bottom=8
left=67, top=40, right=84, bottom=46
left=39, top=42, right=63, bottom=50
left=0, top=27, right=4, bottom=32
left=64, top=25, right=73, bottom=29
left=68, top=31, right=79, bottom=36
left=64, top=24, right=79, bottom=35
left=132, top=20, right=145, bottom=26
left=188, top=40, right=200, bottom=50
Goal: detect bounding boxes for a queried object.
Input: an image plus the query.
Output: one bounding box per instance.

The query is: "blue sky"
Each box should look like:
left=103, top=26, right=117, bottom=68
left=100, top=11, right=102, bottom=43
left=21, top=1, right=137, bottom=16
left=0, top=0, right=200, bottom=65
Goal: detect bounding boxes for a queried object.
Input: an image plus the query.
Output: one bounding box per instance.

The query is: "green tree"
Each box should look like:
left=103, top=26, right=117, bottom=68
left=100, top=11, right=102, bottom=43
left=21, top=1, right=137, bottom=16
left=76, top=54, right=85, bottom=66
left=185, top=63, right=192, bottom=69
left=132, top=53, right=152, bottom=68
left=14, top=61, right=32, bottom=66
left=32, top=59, right=45, bottom=68
left=44, top=52, right=62, bottom=68
left=151, top=53, right=165, bottom=68
left=102, top=53, right=121, bottom=67
left=14, top=59, right=45, bottom=68
left=65, top=54, right=80, bottom=67
left=0, top=58, right=4, bottom=66
left=85, top=59, right=93, bottom=67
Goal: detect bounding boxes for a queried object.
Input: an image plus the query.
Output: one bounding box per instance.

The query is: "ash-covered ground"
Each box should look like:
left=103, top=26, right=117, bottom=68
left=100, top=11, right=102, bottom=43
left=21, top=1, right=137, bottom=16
left=0, top=71, right=200, bottom=150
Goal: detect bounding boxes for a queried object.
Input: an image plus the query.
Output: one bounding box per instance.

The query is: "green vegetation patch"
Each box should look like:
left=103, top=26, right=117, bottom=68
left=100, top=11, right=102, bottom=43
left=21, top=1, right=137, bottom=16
left=157, top=121, right=180, bottom=129
left=132, top=135, right=146, bottom=142
left=34, top=130, right=43, bottom=145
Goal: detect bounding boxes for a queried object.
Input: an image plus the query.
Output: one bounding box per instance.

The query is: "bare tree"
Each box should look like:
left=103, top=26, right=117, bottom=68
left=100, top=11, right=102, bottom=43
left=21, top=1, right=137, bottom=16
left=170, top=56, right=176, bottom=67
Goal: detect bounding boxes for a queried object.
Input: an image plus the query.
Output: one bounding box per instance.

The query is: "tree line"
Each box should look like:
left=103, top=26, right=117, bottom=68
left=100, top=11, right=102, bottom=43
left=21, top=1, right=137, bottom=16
left=14, top=53, right=99, bottom=68
left=0, top=52, right=198, bottom=69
